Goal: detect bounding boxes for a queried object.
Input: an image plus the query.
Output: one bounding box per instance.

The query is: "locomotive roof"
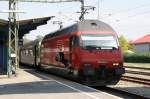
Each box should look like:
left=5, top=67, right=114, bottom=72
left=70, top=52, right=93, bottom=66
left=77, top=20, right=115, bottom=32
left=44, top=20, right=116, bottom=39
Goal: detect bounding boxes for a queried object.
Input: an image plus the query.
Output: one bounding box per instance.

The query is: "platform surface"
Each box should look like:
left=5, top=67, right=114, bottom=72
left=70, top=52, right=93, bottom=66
left=0, top=67, right=122, bottom=99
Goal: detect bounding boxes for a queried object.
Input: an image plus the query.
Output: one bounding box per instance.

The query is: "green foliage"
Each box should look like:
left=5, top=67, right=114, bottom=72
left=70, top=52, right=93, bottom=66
left=124, top=52, right=150, bottom=63
left=118, top=35, right=131, bottom=52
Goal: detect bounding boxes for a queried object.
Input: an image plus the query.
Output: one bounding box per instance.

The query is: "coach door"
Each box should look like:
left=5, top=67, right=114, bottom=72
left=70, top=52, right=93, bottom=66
left=34, top=46, right=37, bottom=66
left=69, top=37, right=72, bottom=63
left=0, top=40, right=4, bottom=73
left=35, top=45, right=39, bottom=66
left=69, top=36, right=79, bottom=63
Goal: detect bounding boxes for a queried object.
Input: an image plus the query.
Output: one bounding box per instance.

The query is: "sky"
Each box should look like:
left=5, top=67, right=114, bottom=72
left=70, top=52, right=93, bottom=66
left=0, top=0, right=150, bottom=41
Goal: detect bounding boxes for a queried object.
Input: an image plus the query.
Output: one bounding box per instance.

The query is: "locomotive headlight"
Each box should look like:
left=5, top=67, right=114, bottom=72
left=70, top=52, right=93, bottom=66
left=113, top=63, right=119, bottom=66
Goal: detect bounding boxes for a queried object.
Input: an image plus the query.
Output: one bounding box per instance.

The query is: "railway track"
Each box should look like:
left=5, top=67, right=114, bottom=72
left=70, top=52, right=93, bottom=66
left=125, top=70, right=150, bottom=76
left=121, top=66, right=150, bottom=86
left=98, top=66, right=150, bottom=98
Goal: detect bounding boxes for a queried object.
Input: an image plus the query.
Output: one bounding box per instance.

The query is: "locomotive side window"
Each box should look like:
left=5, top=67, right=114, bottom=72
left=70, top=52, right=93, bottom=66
left=71, top=36, right=79, bottom=48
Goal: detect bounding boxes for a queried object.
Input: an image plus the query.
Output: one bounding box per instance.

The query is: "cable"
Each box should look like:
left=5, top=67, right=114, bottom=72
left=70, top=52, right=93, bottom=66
left=58, top=12, right=78, bottom=22
left=112, top=10, right=150, bottom=22
left=100, top=2, right=150, bottom=20
left=127, top=10, right=150, bottom=18
left=112, top=2, right=150, bottom=16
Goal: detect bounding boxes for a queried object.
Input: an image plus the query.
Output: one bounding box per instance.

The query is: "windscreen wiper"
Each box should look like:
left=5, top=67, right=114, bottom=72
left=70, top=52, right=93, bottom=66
left=84, top=45, right=101, bottom=50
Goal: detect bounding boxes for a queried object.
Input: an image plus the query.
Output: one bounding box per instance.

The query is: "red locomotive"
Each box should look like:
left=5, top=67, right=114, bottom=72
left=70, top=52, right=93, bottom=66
left=20, top=20, right=125, bottom=86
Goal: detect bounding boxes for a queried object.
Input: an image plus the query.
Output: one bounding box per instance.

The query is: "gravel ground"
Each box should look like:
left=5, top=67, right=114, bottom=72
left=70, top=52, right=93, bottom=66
left=124, top=62, right=150, bottom=68
left=111, top=62, right=150, bottom=98
left=110, top=80, right=150, bottom=98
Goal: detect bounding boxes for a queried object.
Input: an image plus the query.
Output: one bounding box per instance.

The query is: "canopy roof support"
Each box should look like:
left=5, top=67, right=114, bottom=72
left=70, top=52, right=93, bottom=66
left=8, top=0, right=18, bottom=77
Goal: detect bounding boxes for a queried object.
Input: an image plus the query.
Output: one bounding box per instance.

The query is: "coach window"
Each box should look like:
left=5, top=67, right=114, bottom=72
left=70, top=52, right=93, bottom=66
left=29, top=50, right=33, bottom=56
left=26, top=50, right=29, bottom=56
left=22, top=51, right=24, bottom=55
left=28, top=50, right=30, bottom=56
left=31, top=50, right=33, bottom=56
left=23, top=50, right=25, bottom=55
left=25, top=50, right=27, bottom=56
left=22, top=50, right=24, bottom=55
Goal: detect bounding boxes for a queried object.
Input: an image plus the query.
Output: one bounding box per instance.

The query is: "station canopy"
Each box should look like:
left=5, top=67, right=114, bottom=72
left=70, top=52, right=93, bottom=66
left=0, top=16, right=54, bottom=39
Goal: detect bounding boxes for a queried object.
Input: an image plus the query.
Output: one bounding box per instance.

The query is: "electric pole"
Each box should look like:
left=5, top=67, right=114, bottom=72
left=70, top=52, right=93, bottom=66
left=8, top=0, right=19, bottom=77
left=80, top=0, right=84, bottom=20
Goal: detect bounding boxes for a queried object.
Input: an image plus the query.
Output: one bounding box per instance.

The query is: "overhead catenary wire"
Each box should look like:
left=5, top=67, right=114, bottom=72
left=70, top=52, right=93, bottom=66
left=110, top=10, right=150, bottom=22
left=0, top=0, right=80, bottom=3
left=58, top=12, right=78, bottom=22
left=110, top=2, right=150, bottom=16
left=98, top=1, right=150, bottom=21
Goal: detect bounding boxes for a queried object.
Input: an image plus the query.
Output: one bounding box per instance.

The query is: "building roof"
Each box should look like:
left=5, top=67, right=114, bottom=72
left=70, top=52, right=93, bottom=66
left=132, top=34, right=150, bottom=44
left=0, top=16, right=54, bottom=39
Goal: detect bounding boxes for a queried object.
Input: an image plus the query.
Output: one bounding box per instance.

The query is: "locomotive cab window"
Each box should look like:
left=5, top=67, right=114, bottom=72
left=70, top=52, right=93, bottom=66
left=80, top=34, right=119, bottom=50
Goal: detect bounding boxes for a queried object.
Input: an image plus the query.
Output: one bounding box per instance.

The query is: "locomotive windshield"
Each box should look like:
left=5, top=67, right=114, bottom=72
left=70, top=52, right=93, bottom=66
left=80, top=34, right=119, bottom=50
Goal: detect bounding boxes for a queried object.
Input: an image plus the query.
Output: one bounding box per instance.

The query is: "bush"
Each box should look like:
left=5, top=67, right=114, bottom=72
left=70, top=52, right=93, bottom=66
left=124, top=52, right=150, bottom=63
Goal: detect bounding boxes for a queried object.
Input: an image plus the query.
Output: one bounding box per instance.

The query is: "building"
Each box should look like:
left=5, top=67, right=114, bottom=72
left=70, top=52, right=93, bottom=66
left=132, top=34, right=150, bottom=53
left=0, top=16, right=54, bottom=74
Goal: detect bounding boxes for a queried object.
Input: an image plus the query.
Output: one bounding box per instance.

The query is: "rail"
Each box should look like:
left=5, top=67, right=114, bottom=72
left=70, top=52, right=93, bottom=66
left=121, top=76, right=150, bottom=85
left=122, top=66, right=150, bottom=85
left=124, top=66, right=150, bottom=70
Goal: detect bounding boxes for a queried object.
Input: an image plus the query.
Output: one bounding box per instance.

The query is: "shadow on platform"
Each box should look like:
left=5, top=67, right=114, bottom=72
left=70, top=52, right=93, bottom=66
left=0, top=80, right=81, bottom=95
left=0, top=66, right=97, bottom=95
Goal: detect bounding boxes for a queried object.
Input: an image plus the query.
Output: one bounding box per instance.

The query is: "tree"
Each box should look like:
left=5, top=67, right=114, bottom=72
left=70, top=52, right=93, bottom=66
left=118, top=35, right=131, bottom=52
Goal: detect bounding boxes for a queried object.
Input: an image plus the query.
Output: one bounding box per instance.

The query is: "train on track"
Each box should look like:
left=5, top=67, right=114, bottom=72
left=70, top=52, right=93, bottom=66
left=20, top=20, right=125, bottom=86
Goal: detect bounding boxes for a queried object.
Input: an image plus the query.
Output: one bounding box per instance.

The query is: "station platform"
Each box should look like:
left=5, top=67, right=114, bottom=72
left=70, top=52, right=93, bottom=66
left=0, top=66, right=122, bottom=99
